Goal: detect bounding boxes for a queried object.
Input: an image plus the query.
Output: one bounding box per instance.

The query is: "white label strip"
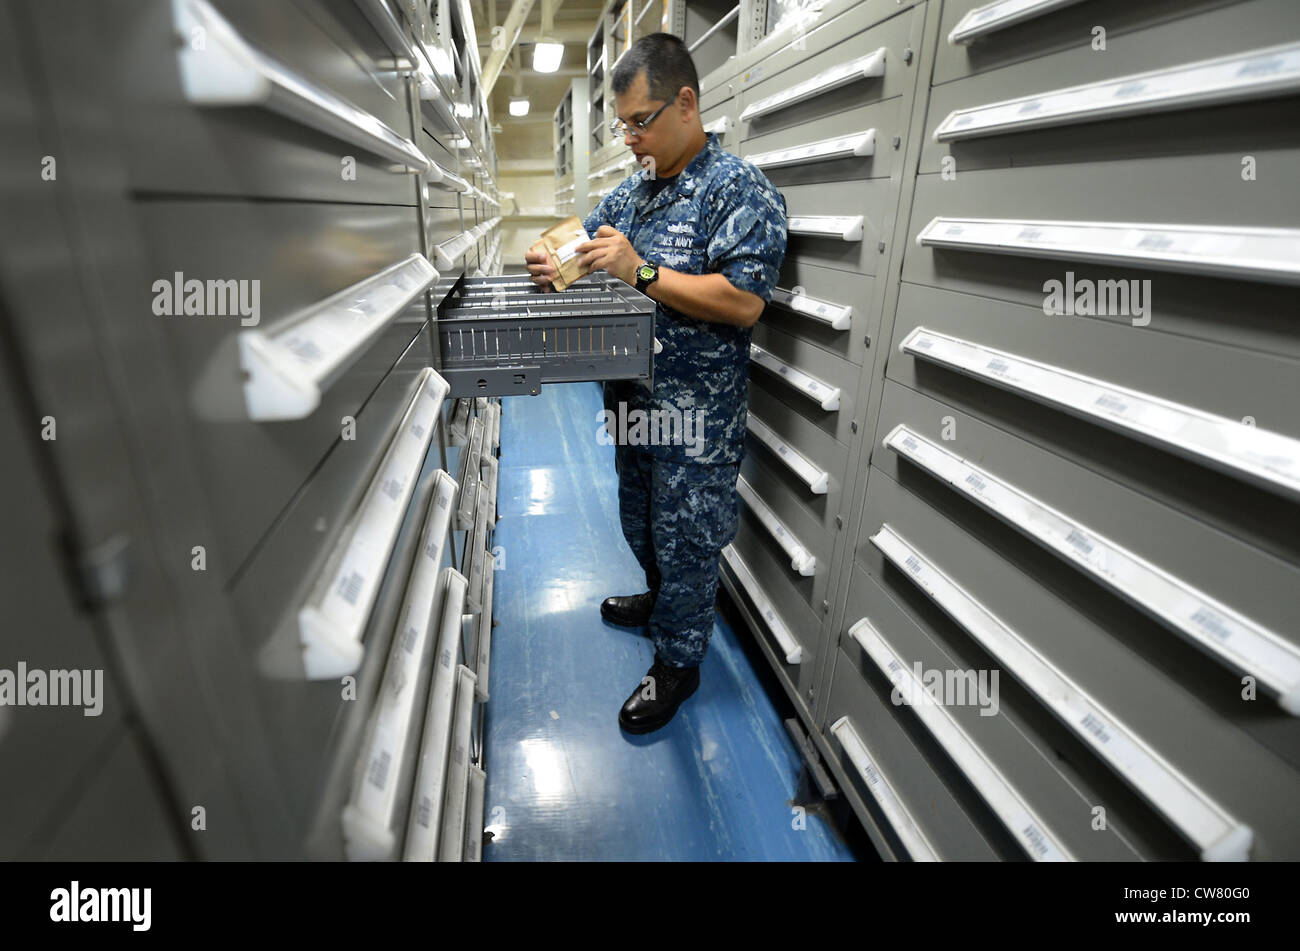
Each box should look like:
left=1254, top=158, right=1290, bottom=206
left=402, top=568, right=468, bottom=861
left=475, top=552, right=495, bottom=702
left=948, top=0, right=1088, bottom=45
left=298, top=368, right=449, bottom=678
left=899, top=326, right=1300, bottom=502
left=787, top=215, right=865, bottom=242
left=745, top=413, right=829, bottom=494
left=464, top=764, right=487, bottom=863
left=748, top=130, right=875, bottom=171
left=483, top=403, right=502, bottom=453
left=869, top=523, right=1252, bottom=861
left=173, top=0, right=432, bottom=174
left=465, top=490, right=492, bottom=612
left=883, top=424, right=1300, bottom=712
left=828, top=716, right=939, bottom=861
left=341, top=469, right=458, bottom=861
left=934, top=40, right=1300, bottom=141
left=769, top=285, right=852, bottom=331
left=749, top=342, right=841, bottom=412
left=916, top=216, right=1300, bottom=285
left=736, top=476, right=816, bottom=576
left=480, top=454, right=499, bottom=517
left=721, top=544, right=803, bottom=663
left=849, top=619, right=1072, bottom=861
left=438, top=664, right=479, bottom=862
left=239, top=254, right=438, bottom=421
left=741, top=48, right=887, bottom=122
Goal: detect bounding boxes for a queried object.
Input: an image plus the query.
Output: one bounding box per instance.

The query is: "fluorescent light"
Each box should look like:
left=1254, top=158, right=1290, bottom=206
left=509, top=97, right=530, bottom=116
left=533, top=40, right=564, bottom=73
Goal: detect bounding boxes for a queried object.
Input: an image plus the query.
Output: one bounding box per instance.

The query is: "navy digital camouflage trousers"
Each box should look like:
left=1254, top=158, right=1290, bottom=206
left=614, top=443, right=740, bottom=668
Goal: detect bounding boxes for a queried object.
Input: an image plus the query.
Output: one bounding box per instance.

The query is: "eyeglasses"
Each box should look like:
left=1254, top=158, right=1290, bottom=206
left=609, top=99, right=672, bottom=138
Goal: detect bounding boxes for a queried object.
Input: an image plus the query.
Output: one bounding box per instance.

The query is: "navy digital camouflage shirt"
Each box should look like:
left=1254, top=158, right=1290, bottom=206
left=583, top=132, right=787, bottom=465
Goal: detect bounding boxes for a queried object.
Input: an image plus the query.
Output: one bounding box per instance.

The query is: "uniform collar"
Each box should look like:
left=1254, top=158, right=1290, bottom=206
left=639, top=132, right=720, bottom=213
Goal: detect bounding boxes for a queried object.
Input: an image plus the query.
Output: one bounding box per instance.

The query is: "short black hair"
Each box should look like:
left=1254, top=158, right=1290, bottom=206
left=611, top=32, right=699, bottom=102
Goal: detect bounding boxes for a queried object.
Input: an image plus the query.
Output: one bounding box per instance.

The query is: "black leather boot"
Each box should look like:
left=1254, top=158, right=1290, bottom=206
left=619, top=656, right=700, bottom=734
left=600, top=591, right=655, bottom=627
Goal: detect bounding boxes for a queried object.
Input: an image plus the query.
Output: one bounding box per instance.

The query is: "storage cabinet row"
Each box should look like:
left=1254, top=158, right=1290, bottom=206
left=705, top=0, right=1300, bottom=860
left=0, top=0, right=505, bottom=859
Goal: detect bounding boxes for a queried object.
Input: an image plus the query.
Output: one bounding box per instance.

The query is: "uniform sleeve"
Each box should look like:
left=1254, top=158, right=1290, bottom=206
left=704, top=171, right=788, bottom=301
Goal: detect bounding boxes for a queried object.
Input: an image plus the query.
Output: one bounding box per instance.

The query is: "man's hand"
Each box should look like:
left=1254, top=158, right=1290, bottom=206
left=576, top=226, right=642, bottom=287
left=525, top=240, right=558, bottom=292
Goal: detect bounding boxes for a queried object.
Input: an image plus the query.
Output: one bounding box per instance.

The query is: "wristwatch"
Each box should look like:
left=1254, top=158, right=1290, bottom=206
left=634, top=260, right=660, bottom=294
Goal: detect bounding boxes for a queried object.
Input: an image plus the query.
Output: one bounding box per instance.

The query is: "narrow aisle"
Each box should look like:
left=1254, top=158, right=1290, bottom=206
left=482, top=382, right=856, bottom=861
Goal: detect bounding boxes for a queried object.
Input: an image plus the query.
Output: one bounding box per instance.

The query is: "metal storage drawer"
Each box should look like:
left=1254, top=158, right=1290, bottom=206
left=734, top=485, right=829, bottom=614
left=112, top=0, right=421, bottom=205
left=745, top=388, right=851, bottom=498
left=734, top=2, right=922, bottom=141
left=133, top=200, right=428, bottom=575
left=932, top=0, right=1245, bottom=85
left=854, top=469, right=1300, bottom=859
left=739, top=451, right=837, bottom=573
left=724, top=520, right=826, bottom=703
left=762, top=261, right=876, bottom=368
left=749, top=320, right=863, bottom=447
left=901, top=170, right=1300, bottom=358
left=871, top=379, right=1300, bottom=710
left=821, top=646, right=1001, bottom=860
left=836, top=563, right=1153, bottom=860
left=739, top=97, right=901, bottom=184
left=884, top=282, right=1300, bottom=563
left=921, top=0, right=1300, bottom=172
left=778, top=178, right=894, bottom=275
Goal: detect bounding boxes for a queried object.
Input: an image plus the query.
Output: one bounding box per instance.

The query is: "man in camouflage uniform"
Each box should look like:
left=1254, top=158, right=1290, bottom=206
left=525, top=33, right=786, bottom=734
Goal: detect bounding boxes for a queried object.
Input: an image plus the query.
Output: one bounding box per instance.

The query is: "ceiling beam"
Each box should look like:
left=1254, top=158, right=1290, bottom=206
left=481, top=0, right=537, bottom=95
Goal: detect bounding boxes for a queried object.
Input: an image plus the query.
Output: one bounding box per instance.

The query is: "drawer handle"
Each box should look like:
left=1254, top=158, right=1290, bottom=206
left=827, top=715, right=939, bottom=861
left=426, top=159, right=464, bottom=191
left=934, top=40, right=1300, bottom=141
left=721, top=544, right=803, bottom=663
left=437, top=664, right=479, bottom=862
left=787, top=215, right=864, bottom=243
left=298, top=367, right=450, bottom=678
left=688, top=5, right=741, bottom=54
left=870, top=523, right=1253, bottom=861
left=948, top=0, right=1088, bottom=46
left=340, top=468, right=459, bottom=861
left=916, top=216, right=1300, bottom=286
left=480, top=452, right=500, bottom=517
left=172, top=0, right=432, bottom=175
left=899, top=326, right=1300, bottom=503
left=465, top=483, right=493, bottom=614
left=418, top=71, right=461, bottom=135
left=464, top=764, right=488, bottom=862
left=736, top=476, right=816, bottom=576
left=483, top=402, right=502, bottom=456
left=448, top=397, right=472, bottom=442
left=475, top=548, right=496, bottom=702
left=741, top=48, right=887, bottom=122
left=849, top=618, right=1074, bottom=861
left=769, top=285, right=853, bottom=331
left=749, top=342, right=841, bottom=412
left=433, top=230, right=476, bottom=270
left=353, top=0, right=418, bottom=68
left=402, top=569, right=471, bottom=861
left=703, top=115, right=731, bottom=138
left=239, top=253, right=439, bottom=421
left=884, top=424, right=1300, bottom=714
left=457, top=417, right=487, bottom=530
left=747, top=130, right=875, bottom=171
left=745, top=412, right=829, bottom=494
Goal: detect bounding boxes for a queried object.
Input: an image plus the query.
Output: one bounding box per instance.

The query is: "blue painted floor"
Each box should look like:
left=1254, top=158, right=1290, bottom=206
left=482, top=382, right=857, bottom=861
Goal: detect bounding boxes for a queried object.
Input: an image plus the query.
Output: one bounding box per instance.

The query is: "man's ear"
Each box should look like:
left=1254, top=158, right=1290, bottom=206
left=678, top=86, right=698, bottom=121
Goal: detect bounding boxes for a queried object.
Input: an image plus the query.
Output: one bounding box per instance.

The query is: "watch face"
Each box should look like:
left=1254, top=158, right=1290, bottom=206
left=638, top=264, right=655, bottom=281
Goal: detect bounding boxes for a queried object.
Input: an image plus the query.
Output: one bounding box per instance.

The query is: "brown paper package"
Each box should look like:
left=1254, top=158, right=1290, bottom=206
left=539, top=216, right=592, bottom=291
